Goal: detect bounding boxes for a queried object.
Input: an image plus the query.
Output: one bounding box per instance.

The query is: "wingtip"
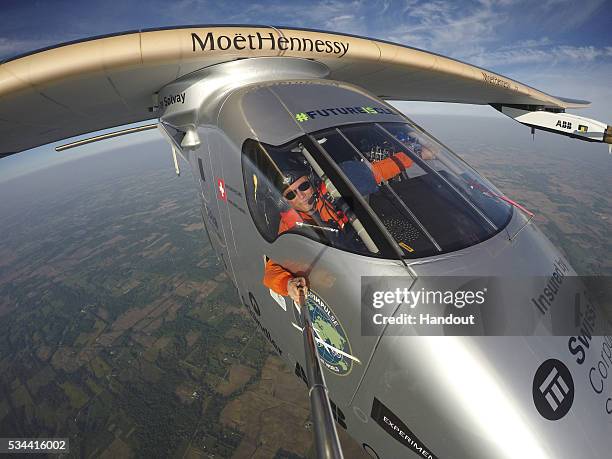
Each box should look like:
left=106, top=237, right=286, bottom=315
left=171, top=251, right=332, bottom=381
left=553, top=95, right=591, bottom=108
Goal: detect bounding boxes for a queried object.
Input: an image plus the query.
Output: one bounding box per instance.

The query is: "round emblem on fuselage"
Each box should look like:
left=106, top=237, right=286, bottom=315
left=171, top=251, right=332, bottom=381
left=306, top=290, right=353, bottom=376
left=532, top=358, right=574, bottom=421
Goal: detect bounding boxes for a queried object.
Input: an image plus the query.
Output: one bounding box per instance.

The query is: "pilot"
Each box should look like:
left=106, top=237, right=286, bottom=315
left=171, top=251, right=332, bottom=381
left=263, top=151, right=414, bottom=303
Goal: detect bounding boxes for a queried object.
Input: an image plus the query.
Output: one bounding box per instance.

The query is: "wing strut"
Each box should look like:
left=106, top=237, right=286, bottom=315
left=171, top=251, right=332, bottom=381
left=298, top=291, right=344, bottom=459
left=55, top=124, right=157, bottom=151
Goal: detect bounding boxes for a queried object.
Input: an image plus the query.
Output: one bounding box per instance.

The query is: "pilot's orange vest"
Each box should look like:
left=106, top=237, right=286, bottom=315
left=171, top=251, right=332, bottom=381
left=278, top=191, right=346, bottom=235
left=265, top=189, right=345, bottom=296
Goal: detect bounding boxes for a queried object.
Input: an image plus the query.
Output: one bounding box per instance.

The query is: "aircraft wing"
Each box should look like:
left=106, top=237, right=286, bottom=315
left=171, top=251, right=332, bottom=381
left=0, top=25, right=608, bottom=158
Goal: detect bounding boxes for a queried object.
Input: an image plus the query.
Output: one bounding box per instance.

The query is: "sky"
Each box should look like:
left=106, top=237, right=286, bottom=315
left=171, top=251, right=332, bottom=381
left=0, top=0, right=610, bottom=180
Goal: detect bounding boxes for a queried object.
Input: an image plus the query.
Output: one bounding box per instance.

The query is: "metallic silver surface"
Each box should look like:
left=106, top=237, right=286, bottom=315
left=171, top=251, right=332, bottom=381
left=159, top=57, right=329, bottom=130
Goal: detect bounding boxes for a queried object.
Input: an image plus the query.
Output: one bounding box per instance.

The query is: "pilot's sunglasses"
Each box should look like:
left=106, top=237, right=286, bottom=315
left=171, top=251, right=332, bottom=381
left=284, top=181, right=312, bottom=200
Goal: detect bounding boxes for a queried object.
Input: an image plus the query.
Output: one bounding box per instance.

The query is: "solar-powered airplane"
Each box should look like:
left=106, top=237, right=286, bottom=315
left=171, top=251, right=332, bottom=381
left=1, top=26, right=611, bottom=459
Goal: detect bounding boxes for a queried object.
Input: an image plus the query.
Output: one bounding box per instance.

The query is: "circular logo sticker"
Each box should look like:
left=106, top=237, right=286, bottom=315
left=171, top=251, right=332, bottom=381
left=306, top=290, right=353, bottom=376
left=532, top=359, right=574, bottom=421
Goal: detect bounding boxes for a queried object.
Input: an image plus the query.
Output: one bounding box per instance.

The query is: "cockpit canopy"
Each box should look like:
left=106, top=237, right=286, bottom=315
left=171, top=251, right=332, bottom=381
left=242, top=119, right=513, bottom=260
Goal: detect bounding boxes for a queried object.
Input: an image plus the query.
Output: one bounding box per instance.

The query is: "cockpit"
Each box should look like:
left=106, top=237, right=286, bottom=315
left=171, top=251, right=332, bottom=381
left=242, top=120, right=513, bottom=260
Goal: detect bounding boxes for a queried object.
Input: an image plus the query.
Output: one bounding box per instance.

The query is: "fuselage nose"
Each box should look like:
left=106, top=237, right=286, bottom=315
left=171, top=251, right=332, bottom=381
left=358, top=219, right=611, bottom=458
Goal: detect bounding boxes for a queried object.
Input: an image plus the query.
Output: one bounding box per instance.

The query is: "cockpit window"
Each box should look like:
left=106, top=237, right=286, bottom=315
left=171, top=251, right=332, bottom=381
left=242, top=121, right=513, bottom=260
left=311, top=122, right=513, bottom=257
left=382, top=122, right=513, bottom=230
left=241, top=138, right=391, bottom=257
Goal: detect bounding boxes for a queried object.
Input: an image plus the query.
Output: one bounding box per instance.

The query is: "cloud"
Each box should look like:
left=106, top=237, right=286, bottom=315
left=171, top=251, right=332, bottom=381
left=241, top=0, right=368, bottom=34
left=374, top=0, right=608, bottom=65
left=384, top=0, right=505, bottom=57
left=535, top=0, right=606, bottom=30
left=155, top=0, right=369, bottom=35
left=497, top=37, right=553, bottom=51
left=467, top=45, right=612, bottom=68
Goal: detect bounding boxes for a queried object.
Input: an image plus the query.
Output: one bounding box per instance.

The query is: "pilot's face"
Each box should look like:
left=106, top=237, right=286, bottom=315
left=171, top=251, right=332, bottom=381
left=283, top=176, right=314, bottom=213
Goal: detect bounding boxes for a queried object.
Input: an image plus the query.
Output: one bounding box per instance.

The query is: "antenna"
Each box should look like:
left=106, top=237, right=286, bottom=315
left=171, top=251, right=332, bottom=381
left=171, top=144, right=180, bottom=176
left=157, top=123, right=185, bottom=176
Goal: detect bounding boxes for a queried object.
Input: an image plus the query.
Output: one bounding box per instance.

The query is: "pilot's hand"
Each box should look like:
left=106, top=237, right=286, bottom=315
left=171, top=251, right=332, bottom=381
left=420, top=145, right=437, bottom=160
left=287, top=276, right=308, bottom=304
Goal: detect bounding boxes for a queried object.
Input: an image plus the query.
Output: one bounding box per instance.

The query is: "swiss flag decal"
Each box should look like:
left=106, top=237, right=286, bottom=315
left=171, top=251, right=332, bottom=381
left=217, top=178, right=227, bottom=201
